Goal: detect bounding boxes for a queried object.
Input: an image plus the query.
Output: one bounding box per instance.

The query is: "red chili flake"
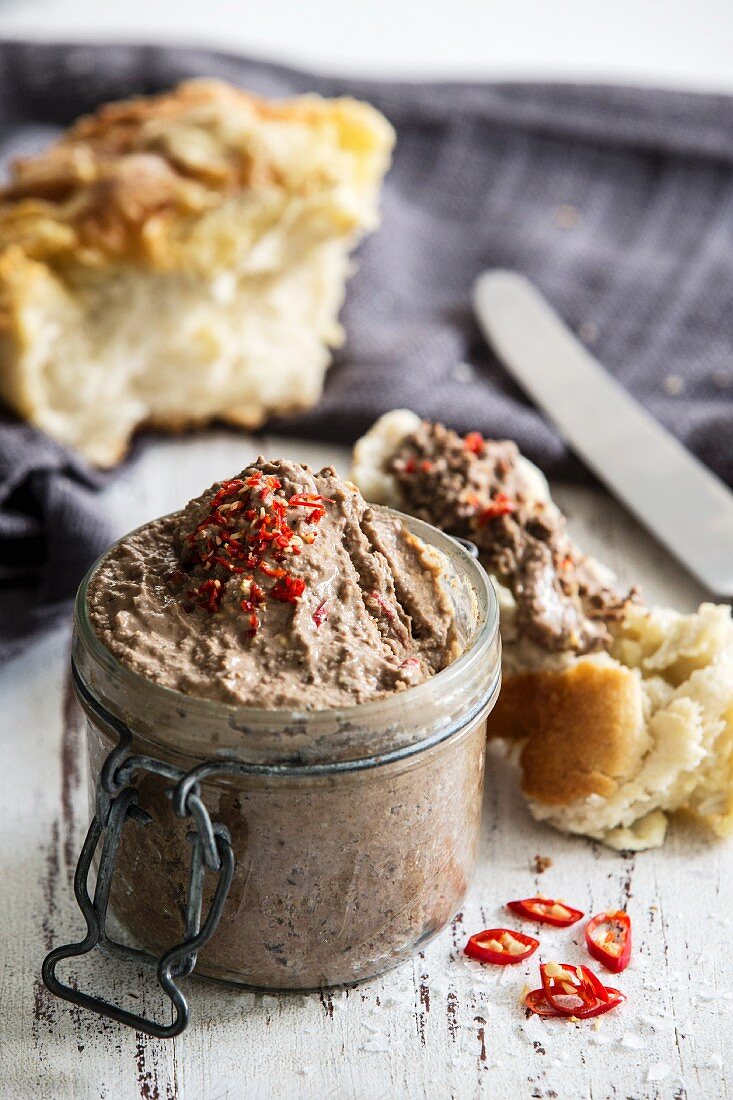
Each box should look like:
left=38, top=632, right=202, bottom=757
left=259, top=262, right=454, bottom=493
left=180, top=471, right=333, bottom=631
left=403, top=458, right=417, bottom=474
left=271, top=576, right=306, bottom=604
left=241, top=581, right=266, bottom=636
left=190, top=578, right=222, bottom=613
left=369, top=590, right=397, bottom=623
left=476, top=492, right=516, bottom=525
left=420, top=459, right=434, bottom=473
left=464, top=431, right=485, bottom=455
left=585, top=910, right=632, bottom=973
left=369, top=590, right=409, bottom=643
left=313, top=600, right=329, bottom=627
left=506, top=897, right=584, bottom=928
left=213, top=555, right=245, bottom=574
left=289, top=493, right=334, bottom=525
left=258, top=561, right=286, bottom=579
left=464, top=928, right=539, bottom=966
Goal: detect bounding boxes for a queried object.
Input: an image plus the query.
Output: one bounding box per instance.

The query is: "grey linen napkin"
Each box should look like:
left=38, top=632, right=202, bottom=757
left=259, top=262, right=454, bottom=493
left=0, top=421, right=110, bottom=661
left=1, top=40, right=732, bottom=659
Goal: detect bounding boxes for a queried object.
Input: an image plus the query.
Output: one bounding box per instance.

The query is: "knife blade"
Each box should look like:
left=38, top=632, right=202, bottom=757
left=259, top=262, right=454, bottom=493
left=473, top=269, right=733, bottom=597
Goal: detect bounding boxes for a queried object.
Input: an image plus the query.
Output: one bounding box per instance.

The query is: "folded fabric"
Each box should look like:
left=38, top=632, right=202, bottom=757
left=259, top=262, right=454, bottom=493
left=0, top=420, right=111, bottom=662
left=1, top=40, right=732, bottom=660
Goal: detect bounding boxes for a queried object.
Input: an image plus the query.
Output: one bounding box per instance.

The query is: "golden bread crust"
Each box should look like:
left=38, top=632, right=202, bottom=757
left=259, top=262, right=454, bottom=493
left=488, top=661, right=644, bottom=805
left=0, top=80, right=393, bottom=465
left=0, top=78, right=393, bottom=273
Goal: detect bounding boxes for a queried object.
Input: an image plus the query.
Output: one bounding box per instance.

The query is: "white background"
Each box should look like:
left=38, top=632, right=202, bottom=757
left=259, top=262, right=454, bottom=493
left=0, top=0, right=730, bottom=92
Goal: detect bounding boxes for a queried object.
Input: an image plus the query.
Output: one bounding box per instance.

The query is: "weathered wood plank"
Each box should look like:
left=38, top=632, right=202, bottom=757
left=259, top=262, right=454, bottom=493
left=1, top=432, right=729, bottom=1100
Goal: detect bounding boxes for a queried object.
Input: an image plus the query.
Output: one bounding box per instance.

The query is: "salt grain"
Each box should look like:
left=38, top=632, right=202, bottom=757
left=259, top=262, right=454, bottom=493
left=520, top=1014, right=547, bottom=1044
left=360, top=1035, right=391, bottom=1054
left=647, top=1062, right=671, bottom=1082
left=620, top=1031, right=647, bottom=1050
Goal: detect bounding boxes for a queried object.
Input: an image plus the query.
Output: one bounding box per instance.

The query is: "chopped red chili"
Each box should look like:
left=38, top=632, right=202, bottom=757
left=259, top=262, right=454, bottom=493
left=464, top=928, right=539, bottom=966
left=369, top=590, right=409, bottom=642
left=313, top=600, right=329, bottom=627
left=288, top=492, right=334, bottom=524
left=476, top=492, right=516, bottom=525
left=585, top=910, right=632, bottom=973
left=178, top=472, right=330, bottom=633
left=271, top=576, right=306, bottom=603
left=464, top=431, right=485, bottom=455
left=506, top=897, right=584, bottom=927
left=540, top=962, right=609, bottom=1016
left=258, top=561, right=286, bottom=579
left=189, top=578, right=222, bottom=613
left=525, top=985, right=625, bottom=1020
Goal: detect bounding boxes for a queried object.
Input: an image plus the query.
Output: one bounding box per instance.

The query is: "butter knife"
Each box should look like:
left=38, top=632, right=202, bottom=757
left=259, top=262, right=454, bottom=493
left=473, top=269, right=733, bottom=597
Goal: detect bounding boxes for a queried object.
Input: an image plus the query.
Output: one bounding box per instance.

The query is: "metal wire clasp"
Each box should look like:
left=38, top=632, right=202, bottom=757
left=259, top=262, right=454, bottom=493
left=42, top=665, right=236, bottom=1039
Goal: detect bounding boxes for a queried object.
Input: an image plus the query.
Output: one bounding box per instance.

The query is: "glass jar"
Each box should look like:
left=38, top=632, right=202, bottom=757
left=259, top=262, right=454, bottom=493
left=68, top=512, right=500, bottom=1000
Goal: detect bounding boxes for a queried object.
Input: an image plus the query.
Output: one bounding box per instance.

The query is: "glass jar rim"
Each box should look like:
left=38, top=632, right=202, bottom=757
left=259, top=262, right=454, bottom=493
left=73, top=508, right=500, bottom=766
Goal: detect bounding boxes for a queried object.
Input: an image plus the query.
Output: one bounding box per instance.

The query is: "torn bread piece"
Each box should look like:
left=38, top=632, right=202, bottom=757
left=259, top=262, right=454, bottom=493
left=351, top=410, right=733, bottom=850
left=0, top=79, right=394, bottom=466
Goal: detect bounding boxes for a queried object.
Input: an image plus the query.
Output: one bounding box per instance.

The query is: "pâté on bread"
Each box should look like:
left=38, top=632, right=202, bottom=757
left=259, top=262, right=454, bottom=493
left=352, top=410, right=733, bottom=851
left=0, top=79, right=393, bottom=466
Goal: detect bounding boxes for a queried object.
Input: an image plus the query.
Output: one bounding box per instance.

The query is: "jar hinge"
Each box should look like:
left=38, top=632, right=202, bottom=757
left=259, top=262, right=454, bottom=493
left=41, top=662, right=236, bottom=1039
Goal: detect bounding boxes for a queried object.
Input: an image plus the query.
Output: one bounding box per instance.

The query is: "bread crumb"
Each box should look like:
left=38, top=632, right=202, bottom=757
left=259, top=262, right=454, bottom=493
left=531, top=854, right=553, bottom=874
left=663, top=373, right=685, bottom=396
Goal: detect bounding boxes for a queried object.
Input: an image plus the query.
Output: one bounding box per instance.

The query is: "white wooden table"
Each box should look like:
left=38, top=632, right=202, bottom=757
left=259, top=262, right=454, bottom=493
left=2, top=432, right=730, bottom=1100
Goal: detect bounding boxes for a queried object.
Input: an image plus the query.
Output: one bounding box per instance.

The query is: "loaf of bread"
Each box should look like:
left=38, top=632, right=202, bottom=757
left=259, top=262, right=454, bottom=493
left=351, top=410, right=733, bottom=850
left=0, top=80, right=393, bottom=466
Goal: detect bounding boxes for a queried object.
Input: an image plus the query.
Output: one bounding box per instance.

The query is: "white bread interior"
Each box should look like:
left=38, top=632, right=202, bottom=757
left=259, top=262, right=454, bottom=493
left=351, top=410, right=733, bottom=850
left=0, top=80, right=394, bottom=466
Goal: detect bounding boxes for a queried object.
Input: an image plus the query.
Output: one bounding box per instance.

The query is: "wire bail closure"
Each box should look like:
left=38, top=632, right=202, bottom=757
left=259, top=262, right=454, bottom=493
left=42, top=663, right=236, bottom=1039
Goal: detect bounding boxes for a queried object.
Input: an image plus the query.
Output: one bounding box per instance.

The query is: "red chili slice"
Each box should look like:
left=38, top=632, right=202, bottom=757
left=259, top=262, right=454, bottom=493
left=525, top=986, right=625, bottom=1020
left=464, top=928, right=539, bottom=966
left=585, top=910, right=632, bottom=973
left=540, top=962, right=609, bottom=1016
left=525, top=988, right=562, bottom=1017
left=573, top=988, right=625, bottom=1019
left=506, top=897, right=584, bottom=927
